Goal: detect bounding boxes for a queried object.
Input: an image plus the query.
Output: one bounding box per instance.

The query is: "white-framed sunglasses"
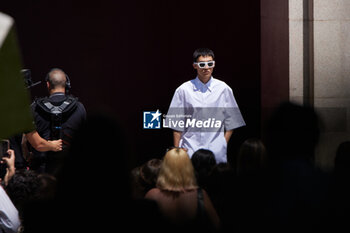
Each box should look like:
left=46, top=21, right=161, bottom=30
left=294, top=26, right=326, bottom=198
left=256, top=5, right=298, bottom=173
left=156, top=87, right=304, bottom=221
left=194, top=61, right=215, bottom=68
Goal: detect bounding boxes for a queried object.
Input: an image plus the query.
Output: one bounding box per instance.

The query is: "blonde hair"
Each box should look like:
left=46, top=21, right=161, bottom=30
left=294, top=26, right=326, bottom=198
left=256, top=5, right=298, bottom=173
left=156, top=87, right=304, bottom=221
left=156, top=148, right=198, bottom=192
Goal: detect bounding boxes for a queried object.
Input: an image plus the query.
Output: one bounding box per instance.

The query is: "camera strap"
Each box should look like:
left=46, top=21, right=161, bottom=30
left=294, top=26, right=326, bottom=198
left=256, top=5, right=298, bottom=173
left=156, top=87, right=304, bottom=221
left=35, top=96, right=78, bottom=139
left=43, top=100, right=71, bottom=115
left=36, top=96, right=78, bottom=115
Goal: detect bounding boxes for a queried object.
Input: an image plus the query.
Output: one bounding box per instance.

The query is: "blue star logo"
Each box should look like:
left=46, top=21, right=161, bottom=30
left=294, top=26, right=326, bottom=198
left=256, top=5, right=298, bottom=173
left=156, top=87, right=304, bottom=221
left=143, top=110, right=162, bottom=129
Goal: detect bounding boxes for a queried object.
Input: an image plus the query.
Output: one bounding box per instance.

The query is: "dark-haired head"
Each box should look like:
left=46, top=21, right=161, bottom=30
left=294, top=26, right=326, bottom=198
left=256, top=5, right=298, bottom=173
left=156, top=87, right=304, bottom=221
left=191, top=149, right=216, bottom=168
left=237, top=138, right=267, bottom=176
left=5, top=169, right=41, bottom=216
left=193, top=48, right=215, bottom=62
left=56, top=113, right=130, bottom=202
left=140, top=158, right=162, bottom=186
left=191, top=149, right=216, bottom=188
left=266, top=101, right=320, bottom=159
left=335, top=141, right=350, bottom=172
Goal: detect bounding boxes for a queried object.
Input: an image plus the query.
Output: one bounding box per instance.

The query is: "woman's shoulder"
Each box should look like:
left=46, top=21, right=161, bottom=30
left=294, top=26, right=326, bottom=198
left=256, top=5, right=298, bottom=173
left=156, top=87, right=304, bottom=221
left=145, top=187, right=161, bottom=198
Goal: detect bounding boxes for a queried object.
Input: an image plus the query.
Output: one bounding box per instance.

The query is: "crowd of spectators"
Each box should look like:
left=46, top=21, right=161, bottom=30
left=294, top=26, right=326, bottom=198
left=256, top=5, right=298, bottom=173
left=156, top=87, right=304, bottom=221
left=0, top=101, right=349, bottom=233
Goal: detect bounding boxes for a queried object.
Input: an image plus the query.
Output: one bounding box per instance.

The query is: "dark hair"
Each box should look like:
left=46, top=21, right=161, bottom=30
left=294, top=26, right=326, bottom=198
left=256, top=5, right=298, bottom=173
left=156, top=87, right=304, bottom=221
left=140, top=158, right=162, bottom=186
left=37, top=173, right=57, bottom=200
left=5, top=169, right=41, bottom=214
left=191, top=149, right=216, bottom=188
left=266, top=101, right=320, bottom=159
left=335, top=141, right=350, bottom=172
left=193, top=48, right=215, bottom=62
left=192, top=149, right=217, bottom=169
left=237, top=138, right=267, bottom=175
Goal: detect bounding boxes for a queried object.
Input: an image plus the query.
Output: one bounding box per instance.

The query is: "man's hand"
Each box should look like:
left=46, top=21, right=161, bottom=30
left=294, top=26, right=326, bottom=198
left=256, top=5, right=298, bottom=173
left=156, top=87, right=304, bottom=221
left=172, top=131, right=188, bottom=152
left=26, top=131, right=63, bottom=152
left=48, top=139, right=63, bottom=152
left=224, top=130, right=233, bottom=143
left=173, top=131, right=182, bottom=147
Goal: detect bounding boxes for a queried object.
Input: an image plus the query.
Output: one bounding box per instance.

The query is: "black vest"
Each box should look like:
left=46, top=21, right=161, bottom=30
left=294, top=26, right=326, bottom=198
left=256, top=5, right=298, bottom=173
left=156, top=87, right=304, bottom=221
left=35, top=95, right=78, bottom=140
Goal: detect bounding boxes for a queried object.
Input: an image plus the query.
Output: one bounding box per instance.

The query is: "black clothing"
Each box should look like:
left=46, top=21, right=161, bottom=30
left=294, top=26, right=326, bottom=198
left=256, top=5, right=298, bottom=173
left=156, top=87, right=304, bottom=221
left=33, top=93, right=86, bottom=143
left=30, top=92, right=86, bottom=174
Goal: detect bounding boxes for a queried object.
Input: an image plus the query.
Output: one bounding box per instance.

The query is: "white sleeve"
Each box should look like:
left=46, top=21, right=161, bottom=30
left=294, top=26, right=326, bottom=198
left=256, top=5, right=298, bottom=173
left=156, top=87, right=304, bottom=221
left=224, top=87, right=246, bottom=130
left=0, top=186, right=20, bottom=233
left=168, top=87, right=184, bottom=109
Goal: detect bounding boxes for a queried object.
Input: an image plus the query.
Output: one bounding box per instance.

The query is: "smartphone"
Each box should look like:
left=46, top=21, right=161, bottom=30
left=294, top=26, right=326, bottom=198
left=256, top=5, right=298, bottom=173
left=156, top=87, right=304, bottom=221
left=0, top=139, right=10, bottom=160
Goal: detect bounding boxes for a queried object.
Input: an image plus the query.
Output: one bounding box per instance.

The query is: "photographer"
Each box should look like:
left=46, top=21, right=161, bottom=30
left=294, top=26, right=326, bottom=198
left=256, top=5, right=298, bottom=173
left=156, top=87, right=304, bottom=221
left=8, top=69, right=62, bottom=170
left=28, top=68, right=86, bottom=175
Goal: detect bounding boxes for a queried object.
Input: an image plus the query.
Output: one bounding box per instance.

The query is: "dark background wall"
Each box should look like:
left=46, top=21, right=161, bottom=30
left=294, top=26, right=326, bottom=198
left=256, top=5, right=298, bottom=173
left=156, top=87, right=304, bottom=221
left=260, top=0, right=289, bottom=139
left=1, top=0, right=261, bottom=167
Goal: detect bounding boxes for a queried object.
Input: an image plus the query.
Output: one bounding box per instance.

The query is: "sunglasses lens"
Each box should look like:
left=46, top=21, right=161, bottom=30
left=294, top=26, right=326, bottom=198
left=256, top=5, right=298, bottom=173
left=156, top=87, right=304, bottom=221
left=207, top=62, right=214, bottom=67
left=199, top=63, right=206, bottom=68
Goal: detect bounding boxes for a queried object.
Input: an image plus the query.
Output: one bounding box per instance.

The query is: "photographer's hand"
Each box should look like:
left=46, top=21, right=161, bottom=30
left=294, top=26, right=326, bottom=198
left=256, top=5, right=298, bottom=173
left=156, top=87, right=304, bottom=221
left=1, top=149, right=16, bottom=186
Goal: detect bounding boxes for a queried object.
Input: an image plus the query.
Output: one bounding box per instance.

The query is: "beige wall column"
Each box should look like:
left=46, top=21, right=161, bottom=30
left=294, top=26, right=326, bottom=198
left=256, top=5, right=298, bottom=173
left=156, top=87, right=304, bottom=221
left=289, top=0, right=350, bottom=171
left=262, top=0, right=350, bottom=171
left=312, top=0, right=350, bottom=171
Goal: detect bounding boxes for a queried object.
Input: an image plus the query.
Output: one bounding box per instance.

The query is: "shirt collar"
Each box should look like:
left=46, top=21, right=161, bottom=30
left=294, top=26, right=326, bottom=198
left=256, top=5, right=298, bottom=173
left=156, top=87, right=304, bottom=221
left=49, top=92, right=65, bottom=98
left=194, top=76, right=213, bottom=92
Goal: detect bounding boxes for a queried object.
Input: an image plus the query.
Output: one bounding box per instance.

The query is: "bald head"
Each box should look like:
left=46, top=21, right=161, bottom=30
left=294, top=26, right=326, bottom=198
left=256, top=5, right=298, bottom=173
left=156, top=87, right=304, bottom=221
left=47, top=69, right=67, bottom=92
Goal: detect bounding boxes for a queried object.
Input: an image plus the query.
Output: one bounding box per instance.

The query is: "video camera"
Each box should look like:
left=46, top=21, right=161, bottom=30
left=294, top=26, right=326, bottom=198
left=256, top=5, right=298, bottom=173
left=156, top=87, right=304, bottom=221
left=21, top=69, right=41, bottom=89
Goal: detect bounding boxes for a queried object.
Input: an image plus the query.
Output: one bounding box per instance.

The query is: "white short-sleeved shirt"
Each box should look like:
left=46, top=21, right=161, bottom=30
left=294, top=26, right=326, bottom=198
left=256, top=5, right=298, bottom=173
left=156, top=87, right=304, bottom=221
left=0, top=186, right=20, bottom=233
left=166, top=77, right=245, bottom=163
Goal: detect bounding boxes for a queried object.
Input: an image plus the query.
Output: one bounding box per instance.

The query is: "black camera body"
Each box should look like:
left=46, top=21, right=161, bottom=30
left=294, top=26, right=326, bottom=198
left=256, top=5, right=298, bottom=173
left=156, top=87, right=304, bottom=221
left=21, top=69, right=41, bottom=89
left=0, top=139, right=9, bottom=160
